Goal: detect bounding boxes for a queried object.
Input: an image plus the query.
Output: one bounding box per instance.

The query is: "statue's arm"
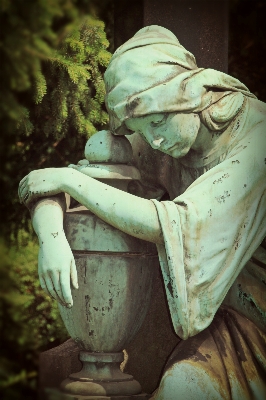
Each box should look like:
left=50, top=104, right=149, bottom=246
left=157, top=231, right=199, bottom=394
left=19, top=167, right=164, bottom=305
left=29, top=194, right=78, bottom=307
left=64, top=170, right=164, bottom=244
left=19, top=167, right=164, bottom=245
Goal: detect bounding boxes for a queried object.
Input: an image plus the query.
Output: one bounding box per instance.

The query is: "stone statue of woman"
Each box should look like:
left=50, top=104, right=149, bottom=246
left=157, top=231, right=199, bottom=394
left=18, top=26, right=266, bottom=399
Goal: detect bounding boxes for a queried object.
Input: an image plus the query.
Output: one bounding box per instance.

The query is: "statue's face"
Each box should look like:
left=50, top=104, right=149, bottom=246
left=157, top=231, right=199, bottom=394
left=125, top=112, right=200, bottom=158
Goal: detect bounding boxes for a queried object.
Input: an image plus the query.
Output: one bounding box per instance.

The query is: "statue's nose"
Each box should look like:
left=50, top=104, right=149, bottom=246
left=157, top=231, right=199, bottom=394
left=152, top=138, right=164, bottom=148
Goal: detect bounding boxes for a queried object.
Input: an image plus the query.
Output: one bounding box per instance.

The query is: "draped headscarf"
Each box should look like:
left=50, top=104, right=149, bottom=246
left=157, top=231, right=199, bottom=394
left=104, top=25, right=256, bottom=134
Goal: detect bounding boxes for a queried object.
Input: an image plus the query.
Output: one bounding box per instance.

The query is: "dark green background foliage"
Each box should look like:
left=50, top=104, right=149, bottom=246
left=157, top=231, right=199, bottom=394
left=0, top=0, right=112, bottom=237
left=0, top=232, right=69, bottom=399
left=0, top=0, right=265, bottom=399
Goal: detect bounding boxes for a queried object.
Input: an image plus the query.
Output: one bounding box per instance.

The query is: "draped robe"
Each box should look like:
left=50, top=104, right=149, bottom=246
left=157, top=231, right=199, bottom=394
left=150, top=97, right=266, bottom=399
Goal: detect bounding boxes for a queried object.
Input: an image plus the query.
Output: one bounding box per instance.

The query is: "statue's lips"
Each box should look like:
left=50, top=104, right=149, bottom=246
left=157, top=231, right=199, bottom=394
left=163, top=142, right=191, bottom=158
left=165, top=143, right=180, bottom=152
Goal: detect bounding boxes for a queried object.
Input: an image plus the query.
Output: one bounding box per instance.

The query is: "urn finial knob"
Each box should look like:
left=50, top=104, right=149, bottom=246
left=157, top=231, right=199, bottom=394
left=85, top=130, right=133, bottom=164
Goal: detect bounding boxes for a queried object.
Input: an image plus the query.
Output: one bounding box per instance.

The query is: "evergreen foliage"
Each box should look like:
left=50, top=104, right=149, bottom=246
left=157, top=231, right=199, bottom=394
left=34, top=16, right=110, bottom=139
left=0, top=0, right=111, bottom=238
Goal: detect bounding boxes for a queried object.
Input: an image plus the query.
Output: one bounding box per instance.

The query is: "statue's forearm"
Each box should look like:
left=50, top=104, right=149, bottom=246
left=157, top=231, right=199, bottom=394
left=28, top=193, right=78, bottom=307
left=62, top=169, right=164, bottom=244
left=30, top=194, right=66, bottom=244
left=20, top=167, right=163, bottom=244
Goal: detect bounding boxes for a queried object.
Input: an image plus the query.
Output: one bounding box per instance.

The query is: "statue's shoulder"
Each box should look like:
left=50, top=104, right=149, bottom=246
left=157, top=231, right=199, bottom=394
left=248, top=97, right=266, bottom=118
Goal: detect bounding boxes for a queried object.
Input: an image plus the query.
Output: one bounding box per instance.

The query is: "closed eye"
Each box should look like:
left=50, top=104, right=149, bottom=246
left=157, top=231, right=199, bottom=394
left=150, top=114, right=167, bottom=128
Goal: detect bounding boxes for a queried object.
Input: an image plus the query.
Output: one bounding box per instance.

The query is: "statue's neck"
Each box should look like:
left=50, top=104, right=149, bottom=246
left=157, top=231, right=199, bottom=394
left=180, top=100, right=249, bottom=168
left=191, top=122, right=215, bottom=155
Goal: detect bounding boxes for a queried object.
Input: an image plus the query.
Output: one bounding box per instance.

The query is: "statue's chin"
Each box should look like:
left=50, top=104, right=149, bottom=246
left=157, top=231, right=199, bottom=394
left=162, top=145, right=191, bottom=159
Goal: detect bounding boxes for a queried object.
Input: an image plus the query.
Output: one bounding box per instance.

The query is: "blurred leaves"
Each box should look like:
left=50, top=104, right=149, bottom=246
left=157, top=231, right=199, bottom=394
left=0, top=232, right=68, bottom=399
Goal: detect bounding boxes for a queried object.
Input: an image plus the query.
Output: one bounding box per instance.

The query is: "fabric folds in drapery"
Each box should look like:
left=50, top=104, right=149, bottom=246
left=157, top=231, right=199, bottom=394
left=151, top=101, right=266, bottom=339
left=153, top=307, right=266, bottom=400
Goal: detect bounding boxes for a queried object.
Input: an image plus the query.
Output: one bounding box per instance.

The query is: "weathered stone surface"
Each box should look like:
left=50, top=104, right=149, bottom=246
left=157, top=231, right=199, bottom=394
left=39, top=339, right=81, bottom=399
left=64, top=210, right=156, bottom=254
left=124, top=264, right=180, bottom=394
left=45, top=387, right=150, bottom=400
left=84, top=131, right=133, bottom=164
left=39, top=263, right=179, bottom=397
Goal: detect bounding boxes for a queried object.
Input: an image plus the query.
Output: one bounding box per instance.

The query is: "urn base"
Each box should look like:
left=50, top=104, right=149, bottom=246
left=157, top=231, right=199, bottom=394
left=57, top=352, right=145, bottom=398
left=60, top=377, right=142, bottom=398
left=45, top=387, right=150, bottom=399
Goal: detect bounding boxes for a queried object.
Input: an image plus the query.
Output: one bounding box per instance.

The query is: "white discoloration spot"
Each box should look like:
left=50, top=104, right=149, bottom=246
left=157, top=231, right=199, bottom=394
left=152, top=137, right=164, bottom=148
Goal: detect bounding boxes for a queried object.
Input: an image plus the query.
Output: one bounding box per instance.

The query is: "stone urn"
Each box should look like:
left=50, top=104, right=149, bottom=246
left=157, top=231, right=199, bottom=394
left=52, top=132, right=158, bottom=399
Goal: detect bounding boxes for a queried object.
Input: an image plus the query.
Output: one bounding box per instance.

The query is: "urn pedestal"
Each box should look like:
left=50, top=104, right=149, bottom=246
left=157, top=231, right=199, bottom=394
left=46, top=208, right=157, bottom=399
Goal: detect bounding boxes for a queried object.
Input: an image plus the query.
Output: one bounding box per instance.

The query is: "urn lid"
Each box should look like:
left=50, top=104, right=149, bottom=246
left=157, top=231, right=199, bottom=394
left=85, top=130, right=133, bottom=164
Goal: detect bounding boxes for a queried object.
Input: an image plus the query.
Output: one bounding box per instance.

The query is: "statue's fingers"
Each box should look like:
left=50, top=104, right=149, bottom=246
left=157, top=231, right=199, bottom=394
left=19, top=180, right=28, bottom=191
left=18, top=191, right=23, bottom=203
left=39, top=275, right=50, bottom=296
left=18, top=186, right=33, bottom=206
left=46, top=274, right=64, bottom=305
left=51, top=271, right=68, bottom=307
left=18, top=187, right=23, bottom=203
left=18, top=182, right=28, bottom=203
left=68, top=164, right=78, bottom=169
left=19, top=175, right=28, bottom=187
left=60, top=272, right=73, bottom=307
left=24, top=191, right=38, bottom=207
left=70, top=258, right=79, bottom=290
left=19, top=186, right=28, bottom=199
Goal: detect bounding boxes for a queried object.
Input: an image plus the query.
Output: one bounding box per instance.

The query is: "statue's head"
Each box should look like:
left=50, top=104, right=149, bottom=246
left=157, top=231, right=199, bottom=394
left=104, top=25, right=254, bottom=154
left=124, top=112, right=200, bottom=158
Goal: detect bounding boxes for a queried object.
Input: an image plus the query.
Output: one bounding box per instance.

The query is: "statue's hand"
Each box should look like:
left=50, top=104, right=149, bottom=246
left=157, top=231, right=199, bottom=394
left=38, top=233, right=78, bottom=307
left=18, top=168, right=67, bottom=206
